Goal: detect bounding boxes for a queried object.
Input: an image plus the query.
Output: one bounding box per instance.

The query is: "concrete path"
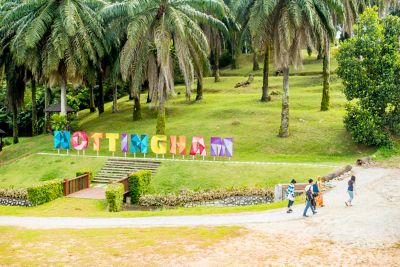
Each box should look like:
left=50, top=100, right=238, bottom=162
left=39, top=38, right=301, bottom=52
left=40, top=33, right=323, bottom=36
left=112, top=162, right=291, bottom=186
left=1, top=167, right=399, bottom=247
left=67, top=186, right=105, bottom=200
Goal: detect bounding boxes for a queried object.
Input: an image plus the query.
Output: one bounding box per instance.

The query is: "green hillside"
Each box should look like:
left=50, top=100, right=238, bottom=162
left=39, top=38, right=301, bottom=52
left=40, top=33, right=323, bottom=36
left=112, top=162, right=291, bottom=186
left=0, top=54, right=376, bottom=191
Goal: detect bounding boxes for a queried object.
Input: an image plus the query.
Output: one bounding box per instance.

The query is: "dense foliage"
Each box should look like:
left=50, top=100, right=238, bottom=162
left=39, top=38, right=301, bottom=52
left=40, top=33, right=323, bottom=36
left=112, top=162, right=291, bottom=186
left=128, top=170, right=153, bottom=204
left=105, top=183, right=124, bottom=212
left=337, top=9, right=400, bottom=147
left=139, top=187, right=274, bottom=207
left=26, top=179, right=64, bottom=206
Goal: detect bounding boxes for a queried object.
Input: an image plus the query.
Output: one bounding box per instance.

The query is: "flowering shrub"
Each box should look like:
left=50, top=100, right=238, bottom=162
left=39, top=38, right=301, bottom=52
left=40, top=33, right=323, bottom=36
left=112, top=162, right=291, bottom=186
left=139, top=187, right=274, bottom=207
left=0, top=188, right=28, bottom=199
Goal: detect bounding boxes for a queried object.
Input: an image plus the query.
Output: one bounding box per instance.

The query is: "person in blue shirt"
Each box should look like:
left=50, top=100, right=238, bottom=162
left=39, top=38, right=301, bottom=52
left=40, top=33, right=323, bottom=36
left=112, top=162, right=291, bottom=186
left=286, top=179, right=296, bottom=213
left=303, top=179, right=317, bottom=217
left=345, top=176, right=356, bottom=206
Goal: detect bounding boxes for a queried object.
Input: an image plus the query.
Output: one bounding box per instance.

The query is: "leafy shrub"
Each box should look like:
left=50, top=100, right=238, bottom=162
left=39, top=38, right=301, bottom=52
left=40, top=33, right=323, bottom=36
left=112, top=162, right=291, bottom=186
left=27, top=179, right=64, bottom=206
left=139, top=187, right=274, bottom=207
left=105, top=183, right=124, bottom=212
left=76, top=171, right=93, bottom=182
left=51, top=114, right=68, bottom=131
left=0, top=188, right=28, bottom=199
left=128, top=170, right=152, bottom=204
left=344, top=105, right=391, bottom=147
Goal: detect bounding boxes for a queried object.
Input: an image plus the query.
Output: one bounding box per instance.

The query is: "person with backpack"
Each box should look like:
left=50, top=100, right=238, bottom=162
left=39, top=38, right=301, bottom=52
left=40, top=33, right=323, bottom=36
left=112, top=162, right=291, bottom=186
left=345, top=176, right=356, bottom=206
left=286, top=179, right=296, bottom=213
left=303, top=179, right=317, bottom=217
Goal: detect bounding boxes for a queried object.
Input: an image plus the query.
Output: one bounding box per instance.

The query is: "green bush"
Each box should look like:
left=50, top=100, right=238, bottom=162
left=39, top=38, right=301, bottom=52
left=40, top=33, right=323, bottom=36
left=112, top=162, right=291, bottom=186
left=344, top=105, right=391, bottom=147
left=27, top=179, right=64, bottom=206
left=105, top=183, right=124, bottom=212
left=76, top=171, right=93, bottom=182
left=51, top=114, right=68, bottom=131
left=0, top=187, right=28, bottom=199
left=139, top=187, right=274, bottom=207
left=128, top=170, right=152, bottom=204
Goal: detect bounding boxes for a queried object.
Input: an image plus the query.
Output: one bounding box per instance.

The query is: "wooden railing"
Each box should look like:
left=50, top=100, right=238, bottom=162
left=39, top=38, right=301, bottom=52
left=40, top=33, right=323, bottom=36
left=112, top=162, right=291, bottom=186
left=64, top=173, right=91, bottom=196
left=114, top=176, right=130, bottom=195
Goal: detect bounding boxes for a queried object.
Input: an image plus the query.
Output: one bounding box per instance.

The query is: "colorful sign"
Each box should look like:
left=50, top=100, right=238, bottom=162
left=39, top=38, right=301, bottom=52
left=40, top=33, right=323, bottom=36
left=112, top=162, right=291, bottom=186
left=53, top=131, right=233, bottom=159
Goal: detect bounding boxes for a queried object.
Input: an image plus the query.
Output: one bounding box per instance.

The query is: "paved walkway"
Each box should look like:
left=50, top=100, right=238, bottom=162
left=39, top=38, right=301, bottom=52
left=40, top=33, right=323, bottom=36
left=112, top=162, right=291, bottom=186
left=1, top=167, right=399, bottom=247
left=67, top=187, right=105, bottom=200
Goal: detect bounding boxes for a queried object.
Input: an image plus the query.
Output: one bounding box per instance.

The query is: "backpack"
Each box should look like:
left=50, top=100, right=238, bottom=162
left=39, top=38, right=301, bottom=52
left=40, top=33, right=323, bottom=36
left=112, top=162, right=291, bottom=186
left=306, top=186, right=313, bottom=201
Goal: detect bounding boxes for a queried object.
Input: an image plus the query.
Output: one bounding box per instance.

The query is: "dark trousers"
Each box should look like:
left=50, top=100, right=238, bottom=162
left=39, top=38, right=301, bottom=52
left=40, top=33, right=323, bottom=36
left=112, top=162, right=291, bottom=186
left=287, top=200, right=294, bottom=208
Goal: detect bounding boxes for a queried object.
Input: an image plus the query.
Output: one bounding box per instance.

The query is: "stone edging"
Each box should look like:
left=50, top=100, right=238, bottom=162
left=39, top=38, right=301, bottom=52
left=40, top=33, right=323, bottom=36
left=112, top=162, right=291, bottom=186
left=0, top=197, right=32, bottom=207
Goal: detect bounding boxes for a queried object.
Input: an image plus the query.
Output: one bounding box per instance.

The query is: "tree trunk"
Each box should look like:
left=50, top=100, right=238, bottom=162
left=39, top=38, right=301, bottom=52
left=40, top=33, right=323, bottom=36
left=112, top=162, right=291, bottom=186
left=196, top=76, right=203, bottom=101
left=97, top=71, right=104, bottom=114
left=112, top=85, right=118, bottom=113
left=214, top=45, right=221, bottom=82
left=44, top=87, right=51, bottom=133
left=279, top=67, right=290, bottom=138
left=261, top=44, right=271, bottom=102
left=60, top=79, right=67, bottom=115
left=321, top=39, right=330, bottom=111
left=252, top=51, right=259, bottom=71
left=12, top=106, right=18, bottom=144
left=31, top=80, right=37, bottom=136
left=231, top=39, right=237, bottom=70
left=89, top=85, right=96, bottom=113
left=317, top=44, right=323, bottom=60
left=133, top=93, right=141, bottom=121
left=156, top=97, right=166, bottom=135
left=146, top=90, right=152, bottom=103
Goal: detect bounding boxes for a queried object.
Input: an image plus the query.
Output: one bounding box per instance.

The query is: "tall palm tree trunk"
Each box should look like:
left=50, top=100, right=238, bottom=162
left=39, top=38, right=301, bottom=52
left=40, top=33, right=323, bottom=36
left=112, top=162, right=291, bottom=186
left=317, top=44, right=323, bottom=60
left=60, top=79, right=67, bottom=115
left=112, top=85, right=118, bottom=113
left=89, top=85, right=96, bottom=113
left=253, top=50, right=259, bottom=71
left=133, top=93, right=141, bottom=121
left=231, top=38, right=237, bottom=69
left=12, top=106, right=18, bottom=144
left=31, top=80, right=37, bottom=136
left=156, top=92, right=166, bottom=135
left=97, top=71, right=104, bottom=115
left=214, top=46, right=221, bottom=82
left=261, top=44, right=271, bottom=102
left=321, top=39, right=331, bottom=111
left=279, top=67, right=290, bottom=138
left=44, top=87, right=51, bottom=133
left=196, top=76, right=203, bottom=101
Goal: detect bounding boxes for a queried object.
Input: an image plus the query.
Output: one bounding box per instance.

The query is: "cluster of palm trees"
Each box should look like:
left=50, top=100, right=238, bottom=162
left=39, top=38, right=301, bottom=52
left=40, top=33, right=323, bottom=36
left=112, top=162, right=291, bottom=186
left=0, top=0, right=397, bottom=143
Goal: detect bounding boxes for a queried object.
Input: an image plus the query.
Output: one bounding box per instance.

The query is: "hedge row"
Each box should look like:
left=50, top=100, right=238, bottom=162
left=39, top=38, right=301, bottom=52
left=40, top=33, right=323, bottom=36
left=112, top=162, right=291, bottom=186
left=76, top=171, right=93, bottom=182
left=128, top=170, right=152, bottom=204
left=106, top=183, right=124, bottom=212
left=139, top=187, right=274, bottom=207
left=26, top=179, right=64, bottom=206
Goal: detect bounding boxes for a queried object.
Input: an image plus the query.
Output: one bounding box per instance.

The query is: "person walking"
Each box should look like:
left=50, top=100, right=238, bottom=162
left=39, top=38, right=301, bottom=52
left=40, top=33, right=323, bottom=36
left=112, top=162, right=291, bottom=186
left=286, top=179, right=296, bottom=213
left=345, top=176, right=356, bottom=206
left=303, top=179, right=317, bottom=217
left=313, top=178, right=324, bottom=207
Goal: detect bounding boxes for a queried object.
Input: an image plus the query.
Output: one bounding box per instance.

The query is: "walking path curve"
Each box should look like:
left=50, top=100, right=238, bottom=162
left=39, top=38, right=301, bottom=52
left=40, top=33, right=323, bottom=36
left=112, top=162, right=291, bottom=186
left=1, top=167, right=399, bottom=247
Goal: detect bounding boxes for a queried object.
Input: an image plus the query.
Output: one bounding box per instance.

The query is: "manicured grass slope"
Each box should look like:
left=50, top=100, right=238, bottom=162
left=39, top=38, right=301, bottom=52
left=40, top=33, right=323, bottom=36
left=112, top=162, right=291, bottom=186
left=0, top=53, right=375, bottom=190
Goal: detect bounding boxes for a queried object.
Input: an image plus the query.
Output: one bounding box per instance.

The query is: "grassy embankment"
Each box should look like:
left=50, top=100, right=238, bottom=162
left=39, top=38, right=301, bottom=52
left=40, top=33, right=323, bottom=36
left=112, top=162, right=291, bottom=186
left=0, top=51, right=380, bottom=191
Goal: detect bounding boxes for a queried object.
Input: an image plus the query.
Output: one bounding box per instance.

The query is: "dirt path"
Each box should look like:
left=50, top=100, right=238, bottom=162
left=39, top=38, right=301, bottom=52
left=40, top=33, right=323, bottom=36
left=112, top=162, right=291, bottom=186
left=1, top=167, right=399, bottom=248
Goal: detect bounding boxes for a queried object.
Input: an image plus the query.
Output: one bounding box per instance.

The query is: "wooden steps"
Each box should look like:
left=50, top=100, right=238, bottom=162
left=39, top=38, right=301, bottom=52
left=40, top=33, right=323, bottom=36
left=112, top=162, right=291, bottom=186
left=93, top=159, right=161, bottom=184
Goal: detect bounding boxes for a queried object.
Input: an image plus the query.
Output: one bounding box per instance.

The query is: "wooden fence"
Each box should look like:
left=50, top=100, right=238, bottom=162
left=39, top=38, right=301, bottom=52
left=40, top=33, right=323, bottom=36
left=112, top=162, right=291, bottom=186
left=114, top=176, right=130, bottom=195
left=64, top=173, right=91, bottom=196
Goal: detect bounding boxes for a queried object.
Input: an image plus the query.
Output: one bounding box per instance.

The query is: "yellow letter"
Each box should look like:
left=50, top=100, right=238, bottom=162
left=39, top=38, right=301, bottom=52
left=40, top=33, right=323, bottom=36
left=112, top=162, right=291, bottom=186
left=106, top=133, right=120, bottom=152
left=151, top=135, right=167, bottom=154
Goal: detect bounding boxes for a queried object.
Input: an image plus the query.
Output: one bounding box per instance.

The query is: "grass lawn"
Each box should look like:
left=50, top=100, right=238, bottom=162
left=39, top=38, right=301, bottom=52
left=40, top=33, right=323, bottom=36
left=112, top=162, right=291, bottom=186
left=0, top=197, right=295, bottom=217
left=0, top=226, right=244, bottom=266
left=0, top=51, right=388, bottom=192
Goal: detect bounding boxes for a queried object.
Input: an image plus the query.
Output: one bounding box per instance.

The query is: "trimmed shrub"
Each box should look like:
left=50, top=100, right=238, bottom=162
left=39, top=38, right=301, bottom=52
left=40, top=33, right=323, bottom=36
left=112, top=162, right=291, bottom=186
left=139, top=187, right=274, bottom=207
left=0, top=188, right=28, bottom=199
left=76, top=171, right=93, bottom=182
left=128, top=170, right=152, bottom=204
left=105, top=183, right=124, bottom=212
left=27, top=179, right=64, bottom=206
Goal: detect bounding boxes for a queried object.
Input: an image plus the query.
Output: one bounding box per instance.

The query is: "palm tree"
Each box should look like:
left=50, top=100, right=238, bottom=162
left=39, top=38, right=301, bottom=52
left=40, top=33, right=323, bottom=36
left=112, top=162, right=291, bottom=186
left=2, top=0, right=107, bottom=116
left=250, top=0, right=342, bottom=137
left=102, top=0, right=227, bottom=134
